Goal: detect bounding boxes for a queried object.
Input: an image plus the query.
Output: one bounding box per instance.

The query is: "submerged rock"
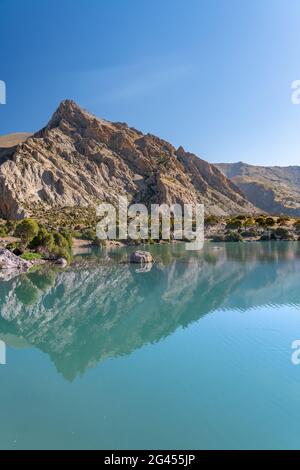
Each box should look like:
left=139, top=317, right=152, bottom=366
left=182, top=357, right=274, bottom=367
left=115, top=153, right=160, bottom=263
left=0, top=249, right=32, bottom=271
left=129, top=251, right=153, bottom=264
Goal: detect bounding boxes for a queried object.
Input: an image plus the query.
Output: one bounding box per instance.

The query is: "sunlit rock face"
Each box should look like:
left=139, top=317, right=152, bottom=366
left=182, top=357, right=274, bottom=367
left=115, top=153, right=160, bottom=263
left=0, top=100, right=258, bottom=220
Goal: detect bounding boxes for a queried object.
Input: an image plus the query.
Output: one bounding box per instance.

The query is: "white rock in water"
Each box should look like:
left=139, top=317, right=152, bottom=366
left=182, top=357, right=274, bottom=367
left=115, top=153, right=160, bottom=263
left=129, top=251, right=153, bottom=264
left=0, top=249, right=32, bottom=270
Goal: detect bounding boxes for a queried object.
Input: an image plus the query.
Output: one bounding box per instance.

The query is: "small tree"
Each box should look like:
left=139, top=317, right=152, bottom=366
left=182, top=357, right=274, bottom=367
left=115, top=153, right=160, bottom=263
left=59, top=229, right=73, bottom=250
left=265, top=217, right=276, bottom=227
left=15, top=218, right=39, bottom=246
left=225, top=231, right=243, bottom=242
left=255, top=217, right=266, bottom=227
left=52, top=232, right=72, bottom=262
left=226, top=219, right=243, bottom=230
left=243, top=218, right=255, bottom=227
left=0, top=225, right=8, bottom=237
left=29, top=226, right=54, bottom=251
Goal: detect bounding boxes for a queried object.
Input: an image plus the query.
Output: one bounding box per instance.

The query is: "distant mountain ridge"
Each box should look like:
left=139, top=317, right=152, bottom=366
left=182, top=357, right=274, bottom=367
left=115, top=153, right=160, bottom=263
left=0, top=100, right=258, bottom=219
left=0, top=133, right=32, bottom=148
left=216, top=162, right=300, bottom=216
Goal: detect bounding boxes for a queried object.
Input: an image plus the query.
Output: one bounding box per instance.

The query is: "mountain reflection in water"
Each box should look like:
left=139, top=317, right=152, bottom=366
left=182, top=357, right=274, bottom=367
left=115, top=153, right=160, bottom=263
left=0, top=241, right=300, bottom=381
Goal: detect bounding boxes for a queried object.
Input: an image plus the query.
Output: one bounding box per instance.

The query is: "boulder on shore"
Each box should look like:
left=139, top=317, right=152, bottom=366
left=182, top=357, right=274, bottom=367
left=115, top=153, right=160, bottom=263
left=0, top=249, right=32, bottom=271
left=129, top=251, right=153, bottom=264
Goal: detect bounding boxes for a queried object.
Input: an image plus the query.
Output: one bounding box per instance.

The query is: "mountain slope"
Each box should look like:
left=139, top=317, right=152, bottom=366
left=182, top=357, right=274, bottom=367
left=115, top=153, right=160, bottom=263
left=0, top=100, right=258, bottom=219
left=216, top=162, right=300, bottom=216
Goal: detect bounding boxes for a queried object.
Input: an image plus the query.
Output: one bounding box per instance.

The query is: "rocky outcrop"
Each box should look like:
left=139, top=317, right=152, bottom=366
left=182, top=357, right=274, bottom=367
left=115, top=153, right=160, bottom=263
left=216, top=162, right=300, bottom=216
left=0, top=100, right=258, bottom=219
left=0, top=249, right=31, bottom=270
left=0, top=249, right=32, bottom=280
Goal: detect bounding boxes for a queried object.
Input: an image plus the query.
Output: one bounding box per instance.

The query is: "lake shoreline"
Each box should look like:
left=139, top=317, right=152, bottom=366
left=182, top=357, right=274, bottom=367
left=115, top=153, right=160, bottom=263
left=0, top=214, right=300, bottom=274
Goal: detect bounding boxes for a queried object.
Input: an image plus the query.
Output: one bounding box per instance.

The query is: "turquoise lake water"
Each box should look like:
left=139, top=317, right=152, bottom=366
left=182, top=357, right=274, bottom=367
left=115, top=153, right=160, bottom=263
left=1, top=241, right=300, bottom=449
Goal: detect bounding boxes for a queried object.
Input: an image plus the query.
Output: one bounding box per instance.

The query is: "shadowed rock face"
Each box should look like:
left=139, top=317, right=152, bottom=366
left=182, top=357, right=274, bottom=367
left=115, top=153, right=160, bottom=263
left=216, top=162, right=300, bottom=216
left=0, top=100, right=258, bottom=219
left=0, top=242, right=299, bottom=381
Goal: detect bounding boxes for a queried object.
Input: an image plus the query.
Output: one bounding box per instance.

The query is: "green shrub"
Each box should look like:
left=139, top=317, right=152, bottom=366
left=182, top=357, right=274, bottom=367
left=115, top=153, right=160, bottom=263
left=226, top=219, right=243, bottom=229
left=15, top=218, right=39, bottom=246
left=71, top=230, right=82, bottom=239
left=81, top=229, right=97, bottom=240
left=243, top=218, right=255, bottom=227
left=59, top=229, right=73, bottom=250
left=29, top=227, right=54, bottom=251
left=0, top=226, right=8, bottom=237
left=52, top=232, right=72, bottom=262
left=225, top=231, right=243, bottom=242
left=52, top=246, right=72, bottom=262
left=265, top=217, right=276, bottom=227
left=53, top=232, right=68, bottom=248
left=255, top=217, right=266, bottom=227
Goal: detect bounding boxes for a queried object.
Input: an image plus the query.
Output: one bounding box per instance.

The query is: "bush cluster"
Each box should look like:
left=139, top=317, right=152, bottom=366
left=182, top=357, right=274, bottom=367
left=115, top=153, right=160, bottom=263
left=13, top=218, right=72, bottom=261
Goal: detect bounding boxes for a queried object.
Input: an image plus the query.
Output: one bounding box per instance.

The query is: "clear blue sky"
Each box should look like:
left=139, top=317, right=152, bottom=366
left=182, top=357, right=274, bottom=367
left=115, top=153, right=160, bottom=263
left=1, top=0, right=300, bottom=165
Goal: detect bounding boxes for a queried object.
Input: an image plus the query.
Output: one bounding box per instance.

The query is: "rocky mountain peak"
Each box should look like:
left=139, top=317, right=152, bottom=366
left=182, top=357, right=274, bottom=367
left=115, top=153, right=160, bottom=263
left=0, top=100, right=259, bottom=219
left=47, top=99, right=95, bottom=130
left=176, top=146, right=186, bottom=158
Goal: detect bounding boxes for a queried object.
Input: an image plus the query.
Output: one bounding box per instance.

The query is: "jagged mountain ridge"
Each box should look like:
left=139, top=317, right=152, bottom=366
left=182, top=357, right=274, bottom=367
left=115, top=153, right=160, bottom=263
left=0, top=100, right=258, bottom=219
left=216, top=161, right=300, bottom=216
